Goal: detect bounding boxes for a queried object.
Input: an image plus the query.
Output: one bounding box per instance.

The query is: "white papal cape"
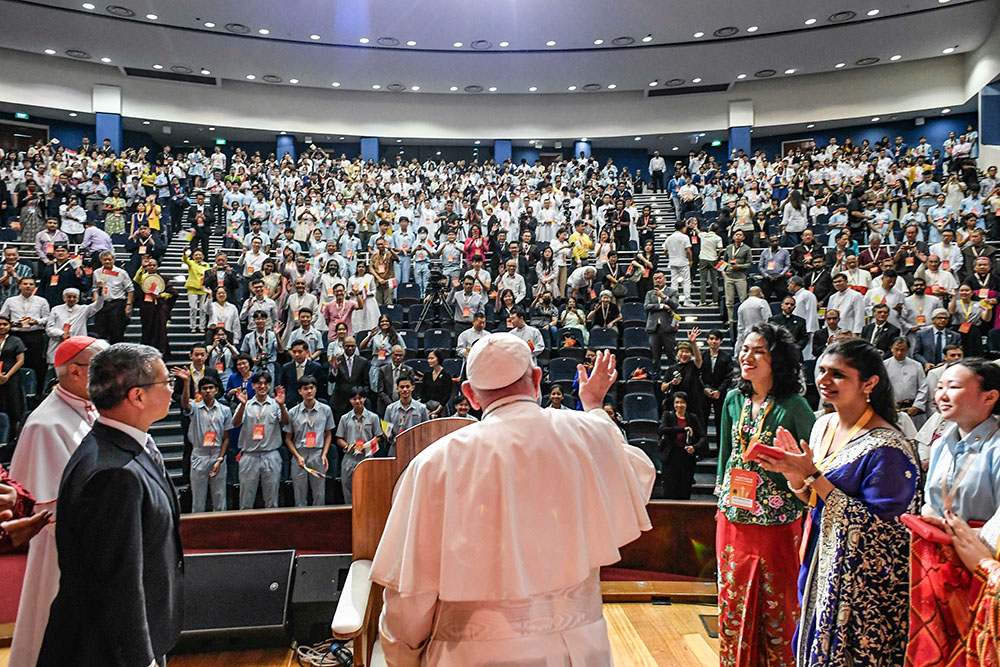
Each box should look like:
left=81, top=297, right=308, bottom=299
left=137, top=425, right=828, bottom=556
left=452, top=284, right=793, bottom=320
left=8, top=385, right=97, bottom=667
left=370, top=395, right=656, bottom=666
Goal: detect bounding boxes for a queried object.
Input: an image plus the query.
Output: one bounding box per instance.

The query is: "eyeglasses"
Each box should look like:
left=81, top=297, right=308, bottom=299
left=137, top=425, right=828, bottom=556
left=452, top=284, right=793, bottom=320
left=133, top=378, right=172, bottom=390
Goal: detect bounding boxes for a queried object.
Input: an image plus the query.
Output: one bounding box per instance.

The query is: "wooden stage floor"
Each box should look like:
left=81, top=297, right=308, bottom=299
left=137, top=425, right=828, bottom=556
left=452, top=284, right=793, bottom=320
left=0, top=602, right=720, bottom=666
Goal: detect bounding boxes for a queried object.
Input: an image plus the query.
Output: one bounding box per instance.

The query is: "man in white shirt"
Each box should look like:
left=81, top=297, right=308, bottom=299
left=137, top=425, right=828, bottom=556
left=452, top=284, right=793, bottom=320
left=663, top=218, right=693, bottom=304
left=2, top=276, right=50, bottom=383
left=788, top=276, right=819, bottom=358
left=885, top=337, right=929, bottom=428
left=865, top=270, right=907, bottom=331
left=928, top=230, right=963, bottom=277
left=735, top=286, right=773, bottom=352
left=369, top=337, right=654, bottom=665
left=8, top=336, right=107, bottom=667
left=239, top=278, right=280, bottom=328
left=495, top=259, right=527, bottom=305
left=456, top=313, right=489, bottom=361
left=827, top=273, right=867, bottom=334
left=648, top=151, right=666, bottom=193
left=842, top=254, right=872, bottom=292
left=508, top=307, right=545, bottom=358
left=44, top=288, right=105, bottom=365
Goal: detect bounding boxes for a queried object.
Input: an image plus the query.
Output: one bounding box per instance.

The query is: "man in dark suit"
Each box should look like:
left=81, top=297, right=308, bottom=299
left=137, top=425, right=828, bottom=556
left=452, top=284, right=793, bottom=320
left=332, top=336, right=370, bottom=416
left=789, top=228, right=822, bottom=277
left=913, top=308, right=962, bottom=371
left=805, top=255, right=835, bottom=305
left=644, top=271, right=680, bottom=372
left=769, top=296, right=809, bottom=351
left=187, top=192, right=215, bottom=257
left=860, top=303, right=901, bottom=357
left=376, top=345, right=416, bottom=416
left=700, top=329, right=733, bottom=437
left=893, top=224, right=930, bottom=287
left=812, top=310, right=844, bottom=359
left=279, top=340, right=325, bottom=407
left=962, top=230, right=997, bottom=283
left=39, top=343, right=181, bottom=667
left=172, top=344, right=221, bottom=485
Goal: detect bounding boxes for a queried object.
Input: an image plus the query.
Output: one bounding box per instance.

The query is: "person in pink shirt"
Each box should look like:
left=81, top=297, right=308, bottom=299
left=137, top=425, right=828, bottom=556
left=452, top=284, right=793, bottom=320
left=323, top=283, right=360, bottom=336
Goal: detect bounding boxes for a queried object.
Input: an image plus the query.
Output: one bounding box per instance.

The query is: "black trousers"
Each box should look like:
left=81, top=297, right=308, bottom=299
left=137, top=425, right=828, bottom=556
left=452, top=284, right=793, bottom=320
left=13, top=329, right=46, bottom=390
left=94, top=299, right=129, bottom=343
left=760, top=275, right=787, bottom=302
left=648, top=328, right=676, bottom=371
left=190, top=225, right=210, bottom=257
left=651, top=170, right=664, bottom=193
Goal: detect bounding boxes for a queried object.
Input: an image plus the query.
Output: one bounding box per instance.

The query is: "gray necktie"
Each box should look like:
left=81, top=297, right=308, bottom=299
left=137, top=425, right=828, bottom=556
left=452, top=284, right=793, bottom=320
left=145, top=436, right=166, bottom=477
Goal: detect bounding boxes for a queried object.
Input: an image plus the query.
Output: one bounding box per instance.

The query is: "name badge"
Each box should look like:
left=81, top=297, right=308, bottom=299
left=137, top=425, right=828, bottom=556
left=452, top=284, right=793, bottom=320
left=905, top=257, right=915, bottom=267
left=959, top=321, right=972, bottom=334
left=803, top=253, right=812, bottom=262
left=203, top=430, right=217, bottom=447
left=979, top=289, right=990, bottom=299
left=378, top=349, right=387, bottom=360
left=215, top=361, right=225, bottom=372
left=916, top=315, right=926, bottom=325
left=767, top=261, right=776, bottom=271
left=50, top=274, right=59, bottom=287
left=252, top=423, right=266, bottom=440
left=45, top=243, right=54, bottom=255
left=462, top=306, right=471, bottom=318
left=728, top=468, right=759, bottom=509
left=305, top=432, right=317, bottom=448
left=138, top=245, right=147, bottom=254
left=107, top=269, right=119, bottom=277
left=377, top=264, right=386, bottom=273
left=942, top=260, right=950, bottom=271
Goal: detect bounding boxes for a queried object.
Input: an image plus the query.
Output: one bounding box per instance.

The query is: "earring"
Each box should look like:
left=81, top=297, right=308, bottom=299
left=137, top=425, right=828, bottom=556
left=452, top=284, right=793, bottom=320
left=864, top=390, right=871, bottom=403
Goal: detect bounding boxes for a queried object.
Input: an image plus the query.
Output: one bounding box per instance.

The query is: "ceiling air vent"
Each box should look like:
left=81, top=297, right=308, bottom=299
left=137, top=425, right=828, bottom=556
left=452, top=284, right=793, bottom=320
left=464, top=85, right=483, bottom=93
left=377, top=37, right=399, bottom=47
left=582, top=83, right=602, bottom=91
left=713, top=27, right=739, bottom=37
left=262, top=74, right=283, bottom=83
left=105, top=5, right=134, bottom=17
left=123, top=67, right=217, bottom=85
left=754, top=69, right=776, bottom=78
left=225, top=23, right=250, bottom=34
left=386, top=83, right=406, bottom=92
left=666, top=78, right=685, bottom=86
left=829, top=11, right=857, bottom=22
left=855, top=56, right=880, bottom=66
left=648, top=82, right=731, bottom=97
left=612, top=36, right=635, bottom=46
left=171, top=65, right=193, bottom=74
left=471, top=40, right=493, bottom=50
left=65, top=49, right=92, bottom=59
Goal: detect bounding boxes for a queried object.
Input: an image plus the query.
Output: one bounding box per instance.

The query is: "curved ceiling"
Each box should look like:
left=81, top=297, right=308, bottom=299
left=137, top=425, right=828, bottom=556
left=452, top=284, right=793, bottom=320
left=0, top=0, right=996, bottom=95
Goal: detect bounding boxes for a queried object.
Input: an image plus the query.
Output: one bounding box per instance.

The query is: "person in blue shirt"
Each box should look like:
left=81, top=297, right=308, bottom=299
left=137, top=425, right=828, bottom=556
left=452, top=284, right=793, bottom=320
left=959, top=186, right=987, bottom=230
left=926, top=194, right=955, bottom=244
left=339, top=222, right=362, bottom=276
left=758, top=234, right=791, bottom=301
left=391, top=217, right=417, bottom=284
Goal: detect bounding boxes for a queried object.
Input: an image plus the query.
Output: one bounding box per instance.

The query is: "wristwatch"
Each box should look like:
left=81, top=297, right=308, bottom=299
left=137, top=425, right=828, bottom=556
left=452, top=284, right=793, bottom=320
left=802, top=471, right=821, bottom=487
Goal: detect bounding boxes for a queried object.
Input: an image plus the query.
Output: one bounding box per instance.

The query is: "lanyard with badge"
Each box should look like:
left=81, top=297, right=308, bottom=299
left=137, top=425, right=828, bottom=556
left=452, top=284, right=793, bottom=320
left=303, top=407, right=319, bottom=448
left=202, top=403, right=219, bottom=447
left=251, top=400, right=268, bottom=440
left=939, top=422, right=1000, bottom=513
left=728, top=396, right=774, bottom=510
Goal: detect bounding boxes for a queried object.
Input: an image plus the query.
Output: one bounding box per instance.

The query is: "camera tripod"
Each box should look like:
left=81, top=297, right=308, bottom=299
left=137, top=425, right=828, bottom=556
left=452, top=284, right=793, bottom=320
left=414, top=287, right=454, bottom=331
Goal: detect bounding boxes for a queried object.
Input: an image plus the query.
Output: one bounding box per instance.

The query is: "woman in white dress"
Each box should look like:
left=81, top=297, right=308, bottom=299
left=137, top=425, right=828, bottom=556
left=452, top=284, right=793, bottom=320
left=207, top=286, right=241, bottom=343
left=349, top=263, right=380, bottom=333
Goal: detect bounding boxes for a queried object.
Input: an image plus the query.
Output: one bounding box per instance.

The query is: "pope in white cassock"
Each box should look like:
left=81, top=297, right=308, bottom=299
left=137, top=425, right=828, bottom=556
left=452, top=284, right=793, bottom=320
left=369, top=333, right=655, bottom=666
left=8, top=336, right=107, bottom=667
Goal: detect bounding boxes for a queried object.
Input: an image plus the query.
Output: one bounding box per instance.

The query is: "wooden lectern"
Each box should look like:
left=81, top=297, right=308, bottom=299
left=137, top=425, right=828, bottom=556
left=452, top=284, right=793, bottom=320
left=330, top=418, right=474, bottom=667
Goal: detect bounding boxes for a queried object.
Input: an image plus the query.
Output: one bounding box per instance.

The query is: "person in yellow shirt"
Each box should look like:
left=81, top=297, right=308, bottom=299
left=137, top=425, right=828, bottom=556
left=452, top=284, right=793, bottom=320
left=568, top=220, right=594, bottom=266
left=145, top=194, right=162, bottom=233
left=182, top=248, right=211, bottom=332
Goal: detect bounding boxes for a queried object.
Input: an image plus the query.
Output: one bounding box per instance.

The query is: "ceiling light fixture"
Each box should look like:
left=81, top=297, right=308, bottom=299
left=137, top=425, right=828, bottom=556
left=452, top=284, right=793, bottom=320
left=208, top=127, right=215, bottom=130
left=204, top=21, right=215, bottom=27
left=152, top=63, right=163, bottom=69
left=359, top=38, right=370, bottom=44
left=69, top=112, right=78, bottom=117
left=310, top=34, right=321, bottom=40
left=411, top=85, right=420, bottom=91
left=607, top=83, right=617, bottom=89
left=546, top=40, right=556, bottom=46
left=488, top=86, right=497, bottom=91
left=871, top=116, right=880, bottom=121
left=867, top=9, right=880, bottom=16
left=280, top=131, right=286, bottom=135
left=406, top=40, right=416, bottom=46
left=246, top=74, right=256, bottom=80
left=835, top=62, right=846, bottom=68
left=693, top=31, right=705, bottom=38
left=672, top=146, right=679, bottom=150
left=499, top=41, right=509, bottom=47
left=692, top=77, right=702, bottom=83
left=747, top=26, right=759, bottom=32
left=143, top=120, right=150, bottom=124
left=44, top=48, right=56, bottom=55
left=200, top=68, right=211, bottom=75
left=474, top=140, right=481, bottom=145
left=528, top=86, right=537, bottom=91
left=581, top=137, right=588, bottom=142
left=593, top=39, right=604, bottom=45
left=939, top=0, right=951, bottom=3
left=943, top=46, right=956, bottom=53
left=449, top=86, right=458, bottom=91
left=331, top=81, right=341, bottom=86
left=82, top=2, right=94, bottom=8
left=100, top=57, right=112, bottom=62
left=183, top=140, right=189, bottom=144
left=453, top=41, right=463, bottom=48
left=642, top=34, right=653, bottom=42
left=568, top=85, right=577, bottom=91
left=784, top=68, right=796, bottom=74
left=807, top=123, right=816, bottom=128
left=372, top=84, right=381, bottom=89
left=396, top=139, right=402, bottom=142
left=942, top=107, right=952, bottom=113
left=634, top=136, right=641, bottom=141
left=289, top=78, right=298, bottom=84
left=890, top=54, right=902, bottom=61
left=145, top=13, right=157, bottom=20
left=258, top=28, right=270, bottom=35
left=737, top=73, right=747, bottom=79
left=649, top=79, right=658, bottom=86
left=805, top=18, right=817, bottom=25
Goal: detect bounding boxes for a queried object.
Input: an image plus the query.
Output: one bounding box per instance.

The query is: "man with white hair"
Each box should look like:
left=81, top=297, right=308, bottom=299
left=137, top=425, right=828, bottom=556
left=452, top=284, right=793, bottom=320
left=44, top=287, right=105, bottom=366
left=8, top=336, right=107, bottom=667
left=735, top=286, right=772, bottom=352
left=370, top=336, right=654, bottom=665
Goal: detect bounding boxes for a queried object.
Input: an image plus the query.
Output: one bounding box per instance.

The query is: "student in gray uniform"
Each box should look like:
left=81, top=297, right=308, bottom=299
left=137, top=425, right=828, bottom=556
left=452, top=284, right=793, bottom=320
left=334, top=388, right=384, bottom=504
left=284, top=375, right=336, bottom=507
left=175, top=369, right=233, bottom=511
left=232, top=371, right=289, bottom=509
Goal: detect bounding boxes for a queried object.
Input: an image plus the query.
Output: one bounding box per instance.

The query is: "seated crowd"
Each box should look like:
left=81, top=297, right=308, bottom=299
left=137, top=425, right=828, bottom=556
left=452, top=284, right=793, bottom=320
left=0, top=127, right=997, bottom=513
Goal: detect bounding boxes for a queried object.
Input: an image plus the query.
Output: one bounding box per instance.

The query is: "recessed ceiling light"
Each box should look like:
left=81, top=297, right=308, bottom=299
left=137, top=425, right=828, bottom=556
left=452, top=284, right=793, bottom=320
left=593, top=39, right=604, bottom=45
left=453, top=41, right=463, bottom=48
left=737, top=73, right=747, bottom=79
left=258, top=28, right=269, bottom=35
left=649, top=80, right=658, bottom=86
left=142, top=120, right=150, bottom=125
left=449, top=86, right=458, bottom=91
left=396, top=139, right=402, bottom=143
left=145, top=13, right=157, bottom=20
left=871, top=116, right=880, bottom=121
left=672, top=146, right=679, bottom=150
left=581, top=137, right=588, bottom=142
left=835, top=62, right=846, bottom=68
left=568, top=85, right=577, bottom=91
left=359, top=38, right=370, bottom=44
left=546, top=40, right=556, bottom=46
left=82, top=2, right=94, bottom=8
left=436, top=151, right=441, bottom=155
left=69, top=112, right=78, bottom=117
left=528, top=86, right=537, bottom=91
left=204, top=21, right=215, bottom=27
left=692, top=77, right=702, bottom=83
left=943, top=46, right=956, bottom=54
left=246, top=74, right=256, bottom=80
left=693, top=31, right=705, bottom=38
left=942, top=107, right=952, bottom=113
left=200, top=68, right=211, bottom=75
left=372, top=84, right=381, bottom=89
left=939, top=0, right=951, bottom=3
left=807, top=123, right=815, bottom=128
left=805, top=18, right=817, bottom=25
left=890, top=54, right=902, bottom=61
left=44, top=48, right=56, bottom=55
left=183, top=140, right=189, bottom=144
left=406, top=40, right=416, bottom=46
left=499, top=41, right=509, bottom=47
left=208, top=127, right=215, bottom=130
left=784, top=68, right=796, bottom=74
left=474, top=140, right=481, bottom=145
left=642, top=35, right=653, bottom=42
left=867, top=9, right=880, bottom=16
left=634, top=136, right=641, bottom=141
left=488, top=86, right=497, bottom=91
left=747, top=26, right=759, bottom=32
left=607, top=83, right=617, bottom=89
left=310, top=34, right=321, bottom=40
left=411, top=85, right=420, bottom=91
left=331, top=81, right=341, bottom=87
left=100, top=57, right=112, bottom=63
left=279, top=131, right=286, bottom=135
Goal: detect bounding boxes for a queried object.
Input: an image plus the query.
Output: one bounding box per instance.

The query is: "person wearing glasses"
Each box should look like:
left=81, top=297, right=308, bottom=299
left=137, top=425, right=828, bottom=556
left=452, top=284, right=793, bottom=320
left=231, top=371, right=289, bottom=510
left=38, top=343, right=180, bottom=667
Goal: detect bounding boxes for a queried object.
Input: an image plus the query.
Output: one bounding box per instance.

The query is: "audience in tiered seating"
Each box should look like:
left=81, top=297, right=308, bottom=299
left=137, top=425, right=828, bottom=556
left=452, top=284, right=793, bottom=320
left=0, top=127, right=997, bottom=507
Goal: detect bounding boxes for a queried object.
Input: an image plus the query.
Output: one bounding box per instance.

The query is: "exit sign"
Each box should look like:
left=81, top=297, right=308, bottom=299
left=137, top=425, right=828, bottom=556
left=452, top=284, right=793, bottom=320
left=14, top=112, right=29, bottom=120
left=711, top=139, right=722, bottom=147
left=215, top=138, right=227, bottom=145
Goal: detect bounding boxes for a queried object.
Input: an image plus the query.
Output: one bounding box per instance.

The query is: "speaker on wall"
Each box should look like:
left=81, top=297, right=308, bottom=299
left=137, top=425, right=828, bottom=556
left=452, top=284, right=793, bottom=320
left=175, top=550, right=296, bottom=652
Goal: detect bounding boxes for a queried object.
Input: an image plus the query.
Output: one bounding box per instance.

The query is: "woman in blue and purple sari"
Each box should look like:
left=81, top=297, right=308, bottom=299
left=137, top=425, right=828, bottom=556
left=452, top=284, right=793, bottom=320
left=756, top=338, right=919, bottom=666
